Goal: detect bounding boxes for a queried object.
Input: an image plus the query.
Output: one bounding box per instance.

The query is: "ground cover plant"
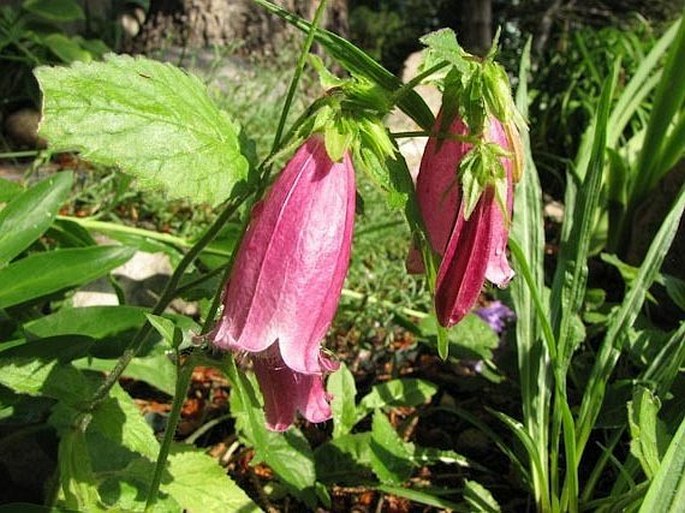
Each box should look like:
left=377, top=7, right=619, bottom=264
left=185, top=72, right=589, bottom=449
left=1, top=1, right=685, bottom=512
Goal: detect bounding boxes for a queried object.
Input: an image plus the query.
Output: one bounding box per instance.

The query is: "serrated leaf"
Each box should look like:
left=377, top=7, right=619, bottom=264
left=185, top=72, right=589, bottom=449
left=0, top=245, right=135, bottom=308
left=35, top=54, right=248, bottom=206
left=0, top=171, right=73, bottom=266
left=0, top=337, right=96, bottom=406
left=163, top=446, right=260, bottom=513
left=328, top=363, right=358, bottom=438
left=23, top=0, right=84, bottom=22
left=358, top=379, right=438, bottom=422
left=91, top=383, right=160, bottom=461
left=369, top=411, right=415, bottom=484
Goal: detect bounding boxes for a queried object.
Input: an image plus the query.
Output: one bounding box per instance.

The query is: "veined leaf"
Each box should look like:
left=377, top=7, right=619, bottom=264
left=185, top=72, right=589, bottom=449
left=328, top=363, right=358, bottom=438
left=163, top=446, right=260, bottom=513
left=35, top=54, right=248, bottom=206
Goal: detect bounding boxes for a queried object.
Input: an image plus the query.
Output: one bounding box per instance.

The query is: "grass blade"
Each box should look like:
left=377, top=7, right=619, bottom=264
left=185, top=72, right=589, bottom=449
left=550, top=65, right=618, bottom=366
left=576, top=182, right=685, bottom=457
left=637, top=414, right=685, bottom=513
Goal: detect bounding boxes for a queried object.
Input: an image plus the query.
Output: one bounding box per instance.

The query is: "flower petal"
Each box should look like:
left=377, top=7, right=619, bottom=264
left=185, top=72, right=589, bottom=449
left=252, top=346, right=333, bottom=432
left=213, top=136, right=355, bottom=374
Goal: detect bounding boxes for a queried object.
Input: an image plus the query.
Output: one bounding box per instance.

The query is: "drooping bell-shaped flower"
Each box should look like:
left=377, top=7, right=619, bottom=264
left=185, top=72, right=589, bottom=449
left=212, top=135, right=356, bottom=430
left=412, top=112, right=520, bottom=327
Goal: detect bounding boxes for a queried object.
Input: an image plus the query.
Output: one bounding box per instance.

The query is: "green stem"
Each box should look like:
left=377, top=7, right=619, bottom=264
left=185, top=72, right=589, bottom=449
left=144, top=358, right=195, bottom=511
left=87, top=190, right=249, bottom=408
left=58, top=216, right=232, bottom=258
left=271, top=0, right=328, bottom=152
left=0, top=150, right=42, bottom=158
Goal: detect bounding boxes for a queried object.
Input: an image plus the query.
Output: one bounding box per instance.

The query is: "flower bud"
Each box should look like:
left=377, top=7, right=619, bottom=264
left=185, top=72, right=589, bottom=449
left=412, top=112, right=517, bottom=327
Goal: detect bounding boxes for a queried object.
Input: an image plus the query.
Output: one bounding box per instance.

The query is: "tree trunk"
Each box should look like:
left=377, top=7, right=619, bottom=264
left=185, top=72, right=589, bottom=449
left=458, top=0, right=492, bottom=55
left=128, top=0, right=348, bottom=56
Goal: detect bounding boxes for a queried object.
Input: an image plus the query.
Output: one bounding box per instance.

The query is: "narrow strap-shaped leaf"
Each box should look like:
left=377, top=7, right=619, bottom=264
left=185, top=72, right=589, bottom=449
left=0, top=245, right=135, bottom=308
left=638, top=414, right=685, bottom=513
left=576, top=182, right=685, bottom=456
left=550, top=66, right=618, bottom=367
left=633, top=12, right=685, bottom=200
left=607, top=19, right=680, bottom=146
left=0, top=171, right=73, bottom=266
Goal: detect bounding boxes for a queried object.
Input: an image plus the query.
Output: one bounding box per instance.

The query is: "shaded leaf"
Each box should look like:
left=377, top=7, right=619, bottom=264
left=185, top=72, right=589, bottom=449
left=0, top=245, right=135, bottom=308
left=0, top=171, right=72, bottom=266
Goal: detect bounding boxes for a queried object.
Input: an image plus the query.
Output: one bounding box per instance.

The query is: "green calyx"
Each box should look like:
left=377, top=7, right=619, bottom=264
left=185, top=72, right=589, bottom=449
left=458, top=140, right=509, bottom=221
left=420, top=28, right=526, bottom=138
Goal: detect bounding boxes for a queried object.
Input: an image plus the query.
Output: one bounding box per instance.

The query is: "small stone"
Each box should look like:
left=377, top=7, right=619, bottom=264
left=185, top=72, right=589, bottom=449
left=3, top=108, right=46, bottom=149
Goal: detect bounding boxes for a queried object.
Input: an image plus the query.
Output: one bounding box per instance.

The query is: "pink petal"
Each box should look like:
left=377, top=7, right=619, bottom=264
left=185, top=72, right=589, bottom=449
left=252, top=346, right=333, bottom=432
left=212, top=136, right=355, bottom=374
left=415, top=116, right=469, bottom=256
left=435, top=188, right=495, bottom=327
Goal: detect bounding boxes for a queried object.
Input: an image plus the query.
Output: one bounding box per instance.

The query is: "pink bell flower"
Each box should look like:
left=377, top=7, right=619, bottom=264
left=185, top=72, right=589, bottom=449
left=412, top=113, right=519, bottom=327
left=212, top=135, right=356, bottom=430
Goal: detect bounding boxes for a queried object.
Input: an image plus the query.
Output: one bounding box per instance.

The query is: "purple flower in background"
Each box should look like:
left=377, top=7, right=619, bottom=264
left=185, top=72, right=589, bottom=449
left=212, top=135, right=356, bottom=431
left=475, top=301, right=515, bottom=334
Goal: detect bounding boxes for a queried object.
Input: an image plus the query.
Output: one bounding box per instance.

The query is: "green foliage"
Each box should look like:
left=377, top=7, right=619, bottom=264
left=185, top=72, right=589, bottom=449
left=0, top=171, right=72, bottom=266
left=36, top=54, right=249, bottom=207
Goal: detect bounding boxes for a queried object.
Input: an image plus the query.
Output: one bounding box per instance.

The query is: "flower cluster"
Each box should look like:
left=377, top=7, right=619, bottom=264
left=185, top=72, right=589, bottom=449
left=211, top=45, right=523, bottom=430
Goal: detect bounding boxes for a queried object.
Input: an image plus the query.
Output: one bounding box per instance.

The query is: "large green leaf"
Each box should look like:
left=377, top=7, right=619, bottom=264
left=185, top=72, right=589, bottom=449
left=35, top=54, right=249, bottom=206
left=0, top=337, right=96, bottom=406
left=314, top=433, right=374, bottom=485
left=0, top=171, right=73, bottom=266
left=0, top=245, right=135, bottom=308
left=163, top=446, right=260, bottom=513
left=638, top=414, right=685, bottom=513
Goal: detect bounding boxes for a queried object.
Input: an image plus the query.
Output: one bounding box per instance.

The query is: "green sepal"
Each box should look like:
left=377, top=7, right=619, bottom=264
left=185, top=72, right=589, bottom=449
left=309, top=54, right=346, bottom=89
left=459, top=141, right=507, bottom=219
left=325, top=116, right=357, bottom=162
left=482, top=61, right=512, bottom=123
left=420, top=28, right=472, bottom=75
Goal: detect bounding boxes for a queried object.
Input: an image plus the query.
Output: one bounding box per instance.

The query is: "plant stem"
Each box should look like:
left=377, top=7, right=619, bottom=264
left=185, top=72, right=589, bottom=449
left=271, top=0, right=328, bottom=152
left=87, top=190, right=249, bottom=408
left=144, top=357, right=195, bottom=511
left=59, top=216, right=232, bottom=258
